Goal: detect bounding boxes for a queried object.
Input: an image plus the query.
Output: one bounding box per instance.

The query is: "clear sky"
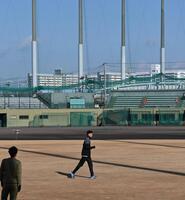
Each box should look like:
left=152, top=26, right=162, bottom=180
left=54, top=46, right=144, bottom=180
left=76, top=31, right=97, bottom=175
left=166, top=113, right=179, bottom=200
left=0, top=0, right=185, bottom=80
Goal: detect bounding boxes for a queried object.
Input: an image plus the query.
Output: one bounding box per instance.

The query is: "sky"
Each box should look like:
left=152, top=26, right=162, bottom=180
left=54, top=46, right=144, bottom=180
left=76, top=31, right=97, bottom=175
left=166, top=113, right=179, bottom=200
left=0, top=0, right=185, bottom=80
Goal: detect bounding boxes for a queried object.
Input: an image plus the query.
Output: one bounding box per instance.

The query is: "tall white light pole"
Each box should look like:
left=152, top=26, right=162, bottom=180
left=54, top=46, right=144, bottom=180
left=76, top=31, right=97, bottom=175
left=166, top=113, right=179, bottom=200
left=121, top=0, right=126, bottom=80
left=32, top=0, right=38, bottom=87
left=160, top=0, right=165, bottom=76
left=78, top=0, right=84, bottom=85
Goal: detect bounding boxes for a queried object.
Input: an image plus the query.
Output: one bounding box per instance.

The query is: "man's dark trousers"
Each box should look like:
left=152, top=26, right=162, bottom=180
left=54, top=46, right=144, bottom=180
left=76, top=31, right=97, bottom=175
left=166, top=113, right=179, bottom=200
left=72, top=156, right=94, bottom=176
left=1, top=184, right=18, bottom=200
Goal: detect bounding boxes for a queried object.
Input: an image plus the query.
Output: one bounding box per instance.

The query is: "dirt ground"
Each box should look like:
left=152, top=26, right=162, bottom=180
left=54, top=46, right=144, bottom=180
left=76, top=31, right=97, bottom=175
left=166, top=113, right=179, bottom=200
left=0, top=140, right=185, bottom=200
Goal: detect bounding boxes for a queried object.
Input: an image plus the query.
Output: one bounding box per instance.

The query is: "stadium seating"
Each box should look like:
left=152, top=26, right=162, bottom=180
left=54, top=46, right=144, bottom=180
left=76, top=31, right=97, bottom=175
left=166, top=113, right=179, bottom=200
left=109, top=95, right=143, bottom=108
left=143, top=96, right=180, bottom=108
left=108, top=90, right=185, bottom=108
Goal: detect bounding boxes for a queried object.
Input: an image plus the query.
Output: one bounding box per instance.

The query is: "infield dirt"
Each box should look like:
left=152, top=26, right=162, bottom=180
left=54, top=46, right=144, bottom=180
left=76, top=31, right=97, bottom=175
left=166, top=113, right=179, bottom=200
left=0, top=140, right=185, bottom=200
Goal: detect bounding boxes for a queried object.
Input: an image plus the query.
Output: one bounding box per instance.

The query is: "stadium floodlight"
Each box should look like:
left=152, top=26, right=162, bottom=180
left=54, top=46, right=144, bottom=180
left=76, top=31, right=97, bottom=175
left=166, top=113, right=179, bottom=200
left=160, top=0, right=165, bottom=77
left=78, top=0, right=84, bottom=88
left=32, top=0, right=38, bottom=87
left=121, top=0, right=126, bottom=80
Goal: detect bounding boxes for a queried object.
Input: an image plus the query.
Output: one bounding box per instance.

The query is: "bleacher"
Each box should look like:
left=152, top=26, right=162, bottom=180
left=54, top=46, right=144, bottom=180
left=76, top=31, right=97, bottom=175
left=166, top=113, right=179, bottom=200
left=0, top=97, right=48, bottom=109
left=143, top=96, right=180, bottom=108
left=109, top=95, right=143, bottom=108
left=108, top=90, right=185, bottom=108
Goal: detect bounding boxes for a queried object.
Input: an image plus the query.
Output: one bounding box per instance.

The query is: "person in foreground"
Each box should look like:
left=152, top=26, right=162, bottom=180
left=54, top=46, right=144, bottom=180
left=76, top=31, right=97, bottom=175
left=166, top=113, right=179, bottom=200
left=0, top=146, right=22, bottom=200
left=68, top=130, right=96, bottom=179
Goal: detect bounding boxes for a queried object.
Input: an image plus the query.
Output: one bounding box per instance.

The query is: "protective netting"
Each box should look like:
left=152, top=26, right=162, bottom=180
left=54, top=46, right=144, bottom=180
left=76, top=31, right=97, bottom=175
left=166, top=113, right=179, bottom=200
left=0, top=73, right=185, bottom=93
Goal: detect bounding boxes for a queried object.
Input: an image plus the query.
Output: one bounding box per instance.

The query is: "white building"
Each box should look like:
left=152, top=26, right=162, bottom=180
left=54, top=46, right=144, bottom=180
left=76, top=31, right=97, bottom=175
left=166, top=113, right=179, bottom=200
left=151, top=64, right=160, bottom=76
left=28, top=66, right=185, bottom=88
left=28, top=69, right=78, bottom=87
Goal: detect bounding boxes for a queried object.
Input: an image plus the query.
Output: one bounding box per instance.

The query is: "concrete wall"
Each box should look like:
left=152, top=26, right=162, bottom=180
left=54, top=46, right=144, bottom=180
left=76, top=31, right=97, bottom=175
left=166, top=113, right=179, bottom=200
left=0, top=109, right=102, bottom=128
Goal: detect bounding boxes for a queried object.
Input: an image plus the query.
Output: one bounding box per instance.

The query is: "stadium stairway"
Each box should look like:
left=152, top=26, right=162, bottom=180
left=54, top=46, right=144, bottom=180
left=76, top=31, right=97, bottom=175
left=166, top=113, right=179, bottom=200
left=36, top=93, right=51, bottom=108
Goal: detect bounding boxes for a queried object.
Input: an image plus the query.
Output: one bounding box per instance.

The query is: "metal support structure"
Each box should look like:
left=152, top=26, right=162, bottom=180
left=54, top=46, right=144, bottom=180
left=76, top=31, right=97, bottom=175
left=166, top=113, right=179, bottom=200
left=78, top=0, right=84, bottom=85
left=160, top=0, right=165, bottom=76
left=121, top=0, right=126, bottom=80
left=103, top=63, right=106, bottom=105
left=32, top=0, right=38, bottom=87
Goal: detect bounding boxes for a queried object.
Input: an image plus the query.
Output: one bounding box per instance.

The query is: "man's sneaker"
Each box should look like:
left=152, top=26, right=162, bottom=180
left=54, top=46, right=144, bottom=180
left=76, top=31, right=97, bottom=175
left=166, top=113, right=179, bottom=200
left=67, top=172, right=75, bottom=179
left=90, top=175, right=96, bottom=179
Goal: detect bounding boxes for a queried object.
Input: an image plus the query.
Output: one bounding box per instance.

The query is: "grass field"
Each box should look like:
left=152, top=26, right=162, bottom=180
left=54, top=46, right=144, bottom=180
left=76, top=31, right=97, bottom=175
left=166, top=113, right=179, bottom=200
left=0, top=140, right=185, bottom=200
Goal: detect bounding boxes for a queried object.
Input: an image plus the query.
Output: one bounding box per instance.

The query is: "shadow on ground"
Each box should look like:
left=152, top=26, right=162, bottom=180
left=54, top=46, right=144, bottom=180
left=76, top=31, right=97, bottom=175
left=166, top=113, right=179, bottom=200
left=0, top=146, right=185, bottom=177
left=56, top=171, right=90, bottom=179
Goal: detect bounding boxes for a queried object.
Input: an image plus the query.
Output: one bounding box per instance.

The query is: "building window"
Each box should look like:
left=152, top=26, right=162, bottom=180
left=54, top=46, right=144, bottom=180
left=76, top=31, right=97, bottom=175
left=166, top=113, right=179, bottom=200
left=10, top=115, right=17, bottom=119
left=39, top=115, right=48, bottom=119
left=19, top=115, right=29, bottom=120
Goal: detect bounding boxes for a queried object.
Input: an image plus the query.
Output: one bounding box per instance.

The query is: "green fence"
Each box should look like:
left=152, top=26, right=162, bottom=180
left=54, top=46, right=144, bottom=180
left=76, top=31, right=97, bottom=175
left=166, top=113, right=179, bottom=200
left=101, top=109, right=184, bottom=126
left=70, top=112, right=96, bottom=127
left=158, top=111, right=183, bottom=125
left=102, top=109, right=129, bottom=125
left=102, top=109, right=155, bottom=126
left=130, top=111, right=154, bottom=125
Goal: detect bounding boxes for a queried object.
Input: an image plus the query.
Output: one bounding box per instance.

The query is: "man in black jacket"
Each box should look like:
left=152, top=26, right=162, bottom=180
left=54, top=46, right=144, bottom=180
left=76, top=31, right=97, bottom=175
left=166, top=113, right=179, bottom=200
left=68, top=130, right=96, bottom=179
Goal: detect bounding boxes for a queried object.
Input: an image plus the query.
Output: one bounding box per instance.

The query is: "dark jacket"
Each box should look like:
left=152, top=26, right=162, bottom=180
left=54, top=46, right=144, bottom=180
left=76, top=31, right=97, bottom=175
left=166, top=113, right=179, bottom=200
left=81, top=137, right=95, bottom=157
left=0, top=157, right=22, bottom=187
